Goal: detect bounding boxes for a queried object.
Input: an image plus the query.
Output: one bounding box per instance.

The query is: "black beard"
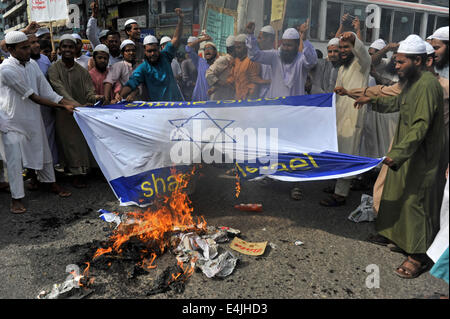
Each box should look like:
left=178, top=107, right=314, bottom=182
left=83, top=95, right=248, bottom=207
left=280, top=50, right=297, bottom=64
left=401, top=67, right=421, bottom=91
left=31, top=53, right=41, bottom=60
left=340, top=53, right=354, bottom=67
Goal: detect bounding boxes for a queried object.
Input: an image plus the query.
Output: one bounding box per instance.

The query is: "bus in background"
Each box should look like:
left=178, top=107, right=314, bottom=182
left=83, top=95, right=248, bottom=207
left=277, top=0, right=448, bottom=53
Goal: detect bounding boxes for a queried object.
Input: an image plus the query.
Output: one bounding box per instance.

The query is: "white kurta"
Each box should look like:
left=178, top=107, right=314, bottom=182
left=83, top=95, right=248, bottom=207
left=247, top=35, right=317, bottom=98
left=427, top=178, right=449, bottom=263
left=335, top=37, right=371, bottom=156
left=0, top=57, right=62, bottom=170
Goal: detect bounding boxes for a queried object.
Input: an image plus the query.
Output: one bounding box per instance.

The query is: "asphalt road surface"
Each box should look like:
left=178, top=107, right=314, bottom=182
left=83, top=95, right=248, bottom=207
left=0, top=165, right=447, bottom=300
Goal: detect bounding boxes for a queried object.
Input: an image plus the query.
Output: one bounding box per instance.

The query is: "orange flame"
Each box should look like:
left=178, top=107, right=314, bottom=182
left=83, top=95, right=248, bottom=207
left=235, top=172, right=241, bottom=198
left=92, top=167, right=205, bottom=273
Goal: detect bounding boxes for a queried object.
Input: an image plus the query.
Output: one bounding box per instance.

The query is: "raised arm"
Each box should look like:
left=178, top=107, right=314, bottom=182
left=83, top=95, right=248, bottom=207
left=171, top=8, right=184, bottom=48
left=245, top=22, right=278, bottom=66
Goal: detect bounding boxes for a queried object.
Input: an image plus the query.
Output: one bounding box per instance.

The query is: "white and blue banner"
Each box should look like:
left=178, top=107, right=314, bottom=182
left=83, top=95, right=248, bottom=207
left=74, top=94, right=383, bottom=206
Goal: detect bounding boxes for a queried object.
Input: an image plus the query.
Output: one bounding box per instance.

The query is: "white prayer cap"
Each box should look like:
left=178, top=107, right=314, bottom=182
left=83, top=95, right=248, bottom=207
left=124, top=19, right=138, bottom=28
left=71, top=33, right=82, bottom=41
left=59, top=34, right=77, bottom=45
left=99, top=29, right=109, bottom=39
left=260, top=25, right=275, bottom=35
left=93, top=44, right=110, bottom=54
left=234, top=34, right=247, bottom=43
left=36, top=28, right=50, bottom=37
left=327, top=38, right=340, bottom=47
left=370, top=39, right=386, bottom=51
left=5, top=31, right=28, bottom=44
left=398, top=34, right=427, bottom=54
left=282, top=28, right=300, bottom=40
left=430, top=26, right=449, bottom=41
left=226, top=35, right=235, bottom=47
left=160, top=36, right=171, bottom=46
left=143, top=35, right=158, bottom=45
left=120, top=39, right=135, bottom=51
left=187, top=36, right=198, bottom=43
left=203, top=41, right=217, bottom=50
left=427, top=35, right=433, bottom=40
left=424, top=41, right=435, bottom=55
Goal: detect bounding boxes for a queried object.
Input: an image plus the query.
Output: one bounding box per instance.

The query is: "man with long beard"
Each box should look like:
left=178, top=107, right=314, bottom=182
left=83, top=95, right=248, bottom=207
left=354, top=35, right=446, bottom=279
left=118, top=8, right=184, bottom=102
left=320, top=31, right=371, bottom=207
left=430, top=26, right=449, bottom=80
left=245, top=22, right=317, bottom=98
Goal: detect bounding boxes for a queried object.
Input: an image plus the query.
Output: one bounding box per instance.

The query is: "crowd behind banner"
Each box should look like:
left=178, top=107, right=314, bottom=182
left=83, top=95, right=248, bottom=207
left=0, top=2, right=449, bottom=293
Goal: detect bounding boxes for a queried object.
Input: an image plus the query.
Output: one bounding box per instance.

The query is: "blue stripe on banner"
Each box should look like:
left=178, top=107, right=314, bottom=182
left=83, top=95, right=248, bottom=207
left=82, top=93, right=333, bottom=110
left=108, top=151, right=382, bottom=206
left=109, top=165, right=193, bottom=206
left=235, top=151, right=383, bottom=180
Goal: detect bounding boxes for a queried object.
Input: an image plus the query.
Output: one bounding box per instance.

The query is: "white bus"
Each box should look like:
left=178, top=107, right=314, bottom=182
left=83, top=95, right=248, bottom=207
left=275, top=0, right=449, bottom=53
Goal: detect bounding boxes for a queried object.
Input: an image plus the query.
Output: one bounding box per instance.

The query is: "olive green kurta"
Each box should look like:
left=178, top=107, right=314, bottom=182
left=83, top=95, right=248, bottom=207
left=370, top=71, right=446, bottom=254
left=48, top=59, right=97, bottom=174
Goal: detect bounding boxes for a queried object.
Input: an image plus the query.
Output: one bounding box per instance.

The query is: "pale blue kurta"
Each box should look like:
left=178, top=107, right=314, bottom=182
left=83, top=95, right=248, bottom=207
left=246, top=35, right=317, bottom=98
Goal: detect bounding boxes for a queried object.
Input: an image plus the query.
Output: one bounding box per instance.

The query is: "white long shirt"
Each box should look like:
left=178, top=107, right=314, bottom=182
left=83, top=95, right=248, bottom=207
left=0, top=57, right=62, bottom=169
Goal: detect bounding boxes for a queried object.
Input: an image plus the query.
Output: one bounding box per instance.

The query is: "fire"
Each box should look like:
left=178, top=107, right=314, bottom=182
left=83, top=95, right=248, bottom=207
left=235, top=171, right=241, bottom=198
left=169, top=257, right=197, bottom=284
left=92, top=166, right=206, bottom=273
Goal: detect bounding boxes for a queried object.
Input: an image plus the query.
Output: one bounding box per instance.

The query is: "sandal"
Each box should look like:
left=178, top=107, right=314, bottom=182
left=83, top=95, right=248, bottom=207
left=26, top=179, right=40, bottom=191
left=367, top=234, right=391, bottom=246
left=290, top=187, right=303, bottom=200
left=319, top=195, right=346, bottom=207
left=50, top=184, right=72, bottom=198
left=10, top=202, right=26, bottom=214
left=395, top=256, right=428, bottom=279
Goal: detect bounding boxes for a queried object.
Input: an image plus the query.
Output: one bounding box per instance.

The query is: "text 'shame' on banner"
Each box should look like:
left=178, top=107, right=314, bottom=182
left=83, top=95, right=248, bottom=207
left=28, top=0, right=69, bottom=23
left=74, top=94, right=383, bottom=207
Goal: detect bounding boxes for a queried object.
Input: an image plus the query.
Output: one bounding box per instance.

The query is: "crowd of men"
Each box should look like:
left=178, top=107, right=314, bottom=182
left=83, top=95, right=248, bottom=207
left=0, top=4, right=448, bottom=291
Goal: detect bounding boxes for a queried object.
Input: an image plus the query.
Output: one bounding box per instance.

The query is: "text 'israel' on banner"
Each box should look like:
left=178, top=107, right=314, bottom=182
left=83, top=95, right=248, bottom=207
left=74, top=93, right=383, bottom=207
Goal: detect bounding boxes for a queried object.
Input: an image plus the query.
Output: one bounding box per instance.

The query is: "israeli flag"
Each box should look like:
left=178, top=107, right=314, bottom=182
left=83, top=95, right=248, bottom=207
left=74, top=94, right=382, bottom=206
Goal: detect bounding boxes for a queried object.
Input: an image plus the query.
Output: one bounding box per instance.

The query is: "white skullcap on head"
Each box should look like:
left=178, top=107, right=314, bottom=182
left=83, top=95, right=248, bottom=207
left=93, top=44, right=110, bottom=54
left=370, top=39, right=386, bottom=51
left=143, top=35, right=158, bottom=45
left=282, top=28, right=300, bottom=40
left=398, top=34, right=427, bottom=54
left=36, top=28, right=50, bottom=37
left=187, top=36, right=198, bottom=43
left=120, top=39, right=135, bottom=51
left=160, top=36, right=171, bottom=45
left=5, top=31, right=28, bottom=44
left=71, top=33, right=82, bottom=41
left=424, top=41, right=435, bottom=55
left=261, top=25, right=275, bottom=35
left=59, top=34, right=77, bottom=45
left=203, top=41, right=217, bottom=50
left=124, top=19, right=138, bottom=28
left=234, top=34, right=247, bottom=43
left=99, top=29, right=109, bottom=38
left=430, top=26, right=449, bottom=41
left=226, top=35, right=235, bottom=47
left=327, top=38, right=340, bottom=47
